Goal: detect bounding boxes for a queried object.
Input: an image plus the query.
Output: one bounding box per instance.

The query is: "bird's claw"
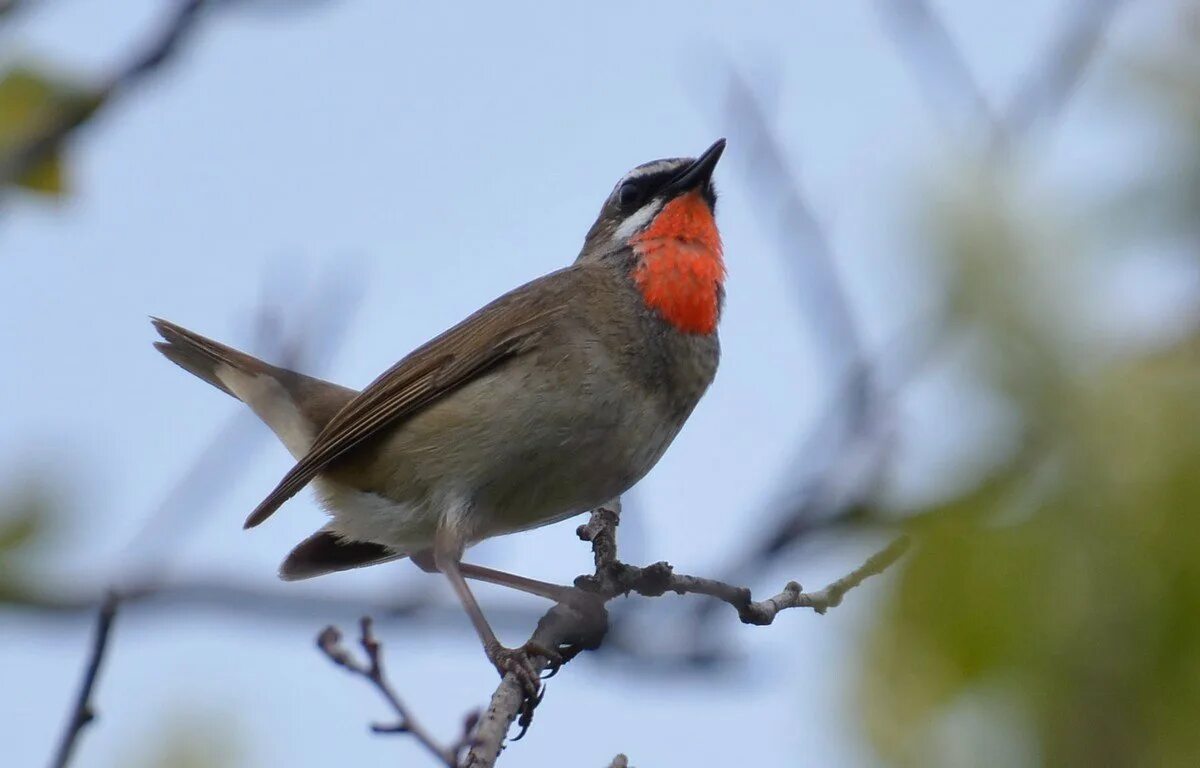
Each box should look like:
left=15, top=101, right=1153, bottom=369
left=487, top=643, right=543, bottom=700
left=525, top=642, right=566, bottom=679
left=486, top=641, right=566, bottom=740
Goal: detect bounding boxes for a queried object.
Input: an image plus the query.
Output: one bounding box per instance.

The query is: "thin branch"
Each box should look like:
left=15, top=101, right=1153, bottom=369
left=317, top=617, right=474, bottom=767
left=791, top=535, right=912, bottom=613
left=576, top=499, right=621, bottom=570
left=48, top=592, right=119, bottom=768
left=607, top=537, right=910, bottom=624
left=0, top=0, right=210, bottom=193
left=463, top=587, right=608, bottom=767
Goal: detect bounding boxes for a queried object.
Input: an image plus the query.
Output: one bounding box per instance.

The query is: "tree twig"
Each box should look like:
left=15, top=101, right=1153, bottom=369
left=317, top=617, right=477, bottom=767
left=48, top=591, right=119, bottom=768
left=456, top=507, right=908, bottom=767
left=608, top=536, right=911, bottom=624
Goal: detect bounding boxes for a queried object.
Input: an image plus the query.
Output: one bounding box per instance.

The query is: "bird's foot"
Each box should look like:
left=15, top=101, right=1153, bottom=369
left=486, top=641, right=563, bottom=740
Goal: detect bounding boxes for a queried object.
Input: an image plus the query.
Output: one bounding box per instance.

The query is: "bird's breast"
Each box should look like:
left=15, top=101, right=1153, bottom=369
left=630, top=193, right=725, bottom=335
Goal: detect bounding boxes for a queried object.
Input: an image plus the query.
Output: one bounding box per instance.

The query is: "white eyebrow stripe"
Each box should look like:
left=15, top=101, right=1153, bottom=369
left=612, top=199, right=663, bottom=242
left=616, top=159, right=687, bottom=187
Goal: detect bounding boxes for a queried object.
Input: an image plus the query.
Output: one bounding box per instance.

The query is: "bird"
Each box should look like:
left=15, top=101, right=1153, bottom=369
left=151, top=138, right=727, bottom=693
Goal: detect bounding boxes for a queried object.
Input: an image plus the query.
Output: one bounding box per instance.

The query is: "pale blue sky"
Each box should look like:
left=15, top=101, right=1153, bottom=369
left=0, top=2, right=1172, bottom=766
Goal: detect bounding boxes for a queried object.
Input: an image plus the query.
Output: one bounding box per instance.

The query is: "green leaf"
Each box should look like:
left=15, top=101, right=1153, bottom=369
left=0, top=64, right=104, bottom=196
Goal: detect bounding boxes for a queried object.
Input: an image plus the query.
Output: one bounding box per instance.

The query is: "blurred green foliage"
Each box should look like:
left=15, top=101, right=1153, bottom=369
left=0, top=476, right=57, bottom=604
left=862, top=13, right=1200, bottom=767
left=118, top=710, right=245, bottom=768
left=0, top=63, right=103, bottom=195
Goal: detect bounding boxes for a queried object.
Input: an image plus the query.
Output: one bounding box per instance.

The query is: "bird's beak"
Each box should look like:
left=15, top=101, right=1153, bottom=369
left=664, top=138, right=726, bottom=196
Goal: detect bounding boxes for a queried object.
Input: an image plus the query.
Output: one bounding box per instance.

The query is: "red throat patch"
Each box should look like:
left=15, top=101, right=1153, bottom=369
left=630, top=192, right=725, bottom=335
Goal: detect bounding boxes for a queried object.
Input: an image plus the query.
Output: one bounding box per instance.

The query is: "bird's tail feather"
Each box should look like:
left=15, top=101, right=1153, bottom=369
left=279, top=528, right=406, bottom=581
left=152, top=317, right=269, bottom=397
left=151, top=317, right=357, bottom=459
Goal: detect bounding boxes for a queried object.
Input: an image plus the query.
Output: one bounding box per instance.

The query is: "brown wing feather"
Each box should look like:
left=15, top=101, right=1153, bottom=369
left=243, top=270, right=576, bottom=528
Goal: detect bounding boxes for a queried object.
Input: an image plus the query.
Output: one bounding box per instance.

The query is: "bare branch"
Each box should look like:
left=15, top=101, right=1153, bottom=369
left=613, top=536, right=911, bottom=624
left=456, top=506, right=908, bottom=767
left=317, top=617, right=473, bottom=767
left=466, top=512, right=623, bottom=764
left=576, top=499, right=622, bottom=571
left=49, top=592, right=119, bottom=768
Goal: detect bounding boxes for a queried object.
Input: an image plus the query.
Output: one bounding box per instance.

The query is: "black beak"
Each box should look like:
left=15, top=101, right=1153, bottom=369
left=664, top=138, right=726, bottom=196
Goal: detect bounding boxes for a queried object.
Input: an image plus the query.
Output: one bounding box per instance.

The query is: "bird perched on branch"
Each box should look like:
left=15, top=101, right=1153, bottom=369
left=152, top=138, right=727, bottom=695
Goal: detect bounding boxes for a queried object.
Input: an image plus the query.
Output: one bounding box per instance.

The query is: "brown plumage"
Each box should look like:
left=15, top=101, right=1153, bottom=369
left=152, top=138, right=727, bottom=693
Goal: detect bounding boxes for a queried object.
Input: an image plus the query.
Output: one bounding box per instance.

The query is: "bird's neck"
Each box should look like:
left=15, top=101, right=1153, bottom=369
left=630, top=193, right=725, bottom=335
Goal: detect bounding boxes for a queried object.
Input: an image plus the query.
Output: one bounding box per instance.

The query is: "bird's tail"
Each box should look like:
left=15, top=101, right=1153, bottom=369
left=279, top=527, right=406, bottom=581
left=151, top=317, right=356, bottom=458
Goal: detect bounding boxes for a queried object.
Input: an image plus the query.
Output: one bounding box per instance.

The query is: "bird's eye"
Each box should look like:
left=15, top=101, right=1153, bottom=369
left=617, top=182, right=642, bottom=208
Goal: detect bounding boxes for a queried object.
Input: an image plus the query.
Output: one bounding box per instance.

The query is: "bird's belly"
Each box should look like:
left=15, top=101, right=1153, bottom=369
left=470, top=408, right=680, bottom=537
left=313, top=479, right=440, bottom=551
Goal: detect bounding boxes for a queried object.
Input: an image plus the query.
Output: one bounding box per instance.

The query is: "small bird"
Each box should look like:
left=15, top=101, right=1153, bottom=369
left=152, top=139, right=727, bottom=691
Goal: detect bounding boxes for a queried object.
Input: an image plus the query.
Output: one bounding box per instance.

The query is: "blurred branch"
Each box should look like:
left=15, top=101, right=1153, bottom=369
left=8, top=575, right=546, bottom=632
left=0, top=0, right=210, bottom=194
left=874, top=0, right=998, bottom=132
left=0, top=0, right=28, bottom=21
left=318, top=617, right=478, bottom=767
left=711, top=0, right=1130, bottom=608
left=702, top=75, right=932, bottom=604
left=28, top=277, right=367, bottom=766
left=877, top=0, right=1128, bottom=151
left=1003, top=0, right=1127, bottom=141
left=725, top=69, right=868, bottom=379
left=48, top=592, right=118, bottom=768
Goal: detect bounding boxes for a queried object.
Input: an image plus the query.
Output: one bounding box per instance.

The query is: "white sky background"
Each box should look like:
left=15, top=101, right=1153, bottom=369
left=0, top=2, right=1176, bottom=766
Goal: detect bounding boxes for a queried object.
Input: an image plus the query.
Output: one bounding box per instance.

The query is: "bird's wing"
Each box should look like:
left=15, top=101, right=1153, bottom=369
left=243, top=268, right=577, bottom=528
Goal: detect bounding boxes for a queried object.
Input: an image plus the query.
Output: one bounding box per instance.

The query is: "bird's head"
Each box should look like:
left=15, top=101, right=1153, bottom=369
left=578, top=139, right=727, bottom=335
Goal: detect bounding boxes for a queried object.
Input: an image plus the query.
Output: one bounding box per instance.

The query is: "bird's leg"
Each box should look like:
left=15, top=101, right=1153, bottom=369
left=411, top=550, right=573, bottom=602
left=431, top=530, right=550, bottom=701
left=458, top=563, right=575, bottom=601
